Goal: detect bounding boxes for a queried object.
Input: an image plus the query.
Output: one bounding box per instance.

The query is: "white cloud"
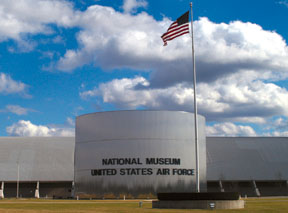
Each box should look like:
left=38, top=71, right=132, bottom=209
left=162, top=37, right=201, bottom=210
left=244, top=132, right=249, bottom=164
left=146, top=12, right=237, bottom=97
left=72, top=106, right=84, bottom=116
left=80, top=77, right=194, bottom=110
left=56, top=5, right=164, bottom=72
left=122, top=0, right=148, bottom=14
left=206, top=122, right=257, bottom=136
left=0, top=73, right=30, bottom=97
left=262, top=116, right=288, bottom=136
left=55, top=8, right=288, bottom=88
left=6, top=120, right=74, bottom=137
left=222, top=117, right=266, bottom=124
left=66, top=117, right=75, bottom=126
left=52, top=35, right=65, bottom=44
left=279, top=1, right=288, bottom=8
left=197, top=71, right=288, bottom=120
left=81, top=75, right=288, bottom=122
left=2, top=0, right=76, bottom=30
left=1, top=1, right=288, bottom=136
left=0, top=0, right=77, bottom=49
left=1, top=1, right=288, bottom=85
left=273, top=117, right=288, bottom=128
left=5, top=105, right=31, bottom=115
left=271, top=131, right=288, bottom=136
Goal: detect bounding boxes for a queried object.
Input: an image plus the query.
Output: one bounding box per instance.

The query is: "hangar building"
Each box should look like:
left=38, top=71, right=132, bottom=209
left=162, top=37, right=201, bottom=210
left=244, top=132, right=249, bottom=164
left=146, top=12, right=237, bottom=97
left=0, top=111, right=287, bottom=198
left=206, top=137, right=288, bottom=197
left=0, top=137, right=74, bottom=198
left=0, top=137, right=287, bottom=198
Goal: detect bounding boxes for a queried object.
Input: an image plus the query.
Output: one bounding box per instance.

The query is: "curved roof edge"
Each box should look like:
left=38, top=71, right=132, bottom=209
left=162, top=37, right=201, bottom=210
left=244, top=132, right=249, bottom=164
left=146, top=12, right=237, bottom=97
left=77, top=110, right=203, bottom=119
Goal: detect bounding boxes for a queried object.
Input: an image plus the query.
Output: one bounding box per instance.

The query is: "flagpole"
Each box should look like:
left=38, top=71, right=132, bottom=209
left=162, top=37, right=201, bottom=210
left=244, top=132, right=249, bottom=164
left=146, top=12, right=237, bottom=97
left=190, top=2, right=200, bottom=193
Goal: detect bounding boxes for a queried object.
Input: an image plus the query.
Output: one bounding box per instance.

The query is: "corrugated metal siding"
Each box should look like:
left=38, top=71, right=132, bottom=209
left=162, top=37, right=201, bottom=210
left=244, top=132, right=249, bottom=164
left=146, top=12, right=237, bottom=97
left=206, top=137, right=288, bottom=181
left=0, top=137, right=74, bottom=181
left=0, top=136, right=287, bottom=182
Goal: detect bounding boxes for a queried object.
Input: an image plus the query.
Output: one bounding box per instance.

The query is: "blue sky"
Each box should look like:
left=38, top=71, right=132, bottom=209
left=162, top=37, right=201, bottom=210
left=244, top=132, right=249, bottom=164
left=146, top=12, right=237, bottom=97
left=1, top=0, right=288, bottom=137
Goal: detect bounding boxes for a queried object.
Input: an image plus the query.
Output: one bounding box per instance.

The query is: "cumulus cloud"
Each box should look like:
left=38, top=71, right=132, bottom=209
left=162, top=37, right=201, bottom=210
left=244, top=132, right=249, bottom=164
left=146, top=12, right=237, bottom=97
left=81, top=76, right=196, bottom=110
left=0, top=73, right=30, bottom=97
left=122, top=0, right=148, bottom=14
left=262, top=116, right=288, bottom=136
left=81, top=75, right=288, bottom=122
left=1, top=1, right=288, bottom=136
left=80, top=77, right=152, bottom=108
left=197, top=72, right=288, bottom=121
left=206, top=122, right=257, bottom=136
left=1, top=1, right=288, bottom=85
left=6, top=120, right=74, bottom=137
left=56, top=5, right=164, bottom=72
left=0, top=0, right=76, bottom=42
left=81, top=74, right=288, bottom=136
left=55, top=7, right=288, bottom=88
left=62, top=3, right=288, bottom=136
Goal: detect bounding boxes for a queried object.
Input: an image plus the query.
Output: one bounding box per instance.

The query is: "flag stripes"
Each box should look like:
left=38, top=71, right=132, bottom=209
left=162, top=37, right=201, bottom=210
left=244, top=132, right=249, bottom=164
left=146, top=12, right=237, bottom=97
left=161, top=11, right=190, bottom=46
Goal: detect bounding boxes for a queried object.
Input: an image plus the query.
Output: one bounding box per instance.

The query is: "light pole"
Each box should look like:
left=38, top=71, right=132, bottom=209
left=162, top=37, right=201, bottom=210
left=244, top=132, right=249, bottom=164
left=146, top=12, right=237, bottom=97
left=16, top=160, right=19, bottom=199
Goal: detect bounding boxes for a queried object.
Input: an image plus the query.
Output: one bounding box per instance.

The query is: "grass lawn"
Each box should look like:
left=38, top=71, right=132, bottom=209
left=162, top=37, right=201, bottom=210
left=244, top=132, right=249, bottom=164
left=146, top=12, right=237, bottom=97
left=0, top=198, right=287, bottom=212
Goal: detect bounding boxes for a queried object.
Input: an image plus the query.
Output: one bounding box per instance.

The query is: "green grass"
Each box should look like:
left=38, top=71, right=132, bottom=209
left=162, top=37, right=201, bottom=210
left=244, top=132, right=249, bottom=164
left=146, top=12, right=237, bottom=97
left=0, top=198, right=287, bottom=212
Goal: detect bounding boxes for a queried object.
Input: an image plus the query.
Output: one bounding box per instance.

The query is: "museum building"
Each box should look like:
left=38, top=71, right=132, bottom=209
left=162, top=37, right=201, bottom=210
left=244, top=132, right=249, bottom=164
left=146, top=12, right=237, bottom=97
left=0, top=111, right=287, bottom=198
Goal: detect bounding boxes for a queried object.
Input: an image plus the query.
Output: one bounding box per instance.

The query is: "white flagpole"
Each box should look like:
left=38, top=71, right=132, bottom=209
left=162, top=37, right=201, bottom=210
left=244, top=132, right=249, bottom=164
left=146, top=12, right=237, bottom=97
left=190, top=2, right=200, bottom=193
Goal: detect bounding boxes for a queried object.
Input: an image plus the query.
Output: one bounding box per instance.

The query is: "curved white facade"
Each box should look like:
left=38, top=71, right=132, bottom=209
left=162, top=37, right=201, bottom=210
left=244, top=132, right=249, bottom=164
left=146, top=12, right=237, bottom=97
left=75, top=110, right=206, bottom=197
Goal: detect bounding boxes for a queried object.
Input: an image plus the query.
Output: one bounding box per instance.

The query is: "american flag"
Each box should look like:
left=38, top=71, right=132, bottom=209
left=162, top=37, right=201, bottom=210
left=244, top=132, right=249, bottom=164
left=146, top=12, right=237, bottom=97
left=161, top=11, right=190, bottom=46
